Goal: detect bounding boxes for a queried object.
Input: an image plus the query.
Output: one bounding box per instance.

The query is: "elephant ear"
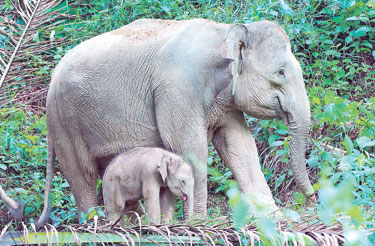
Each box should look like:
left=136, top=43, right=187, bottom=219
left=167, top=157, right=181, bottom=175
left=158, top=155, right=170, bottom=183
left=223, top=24, right=248, bottom=95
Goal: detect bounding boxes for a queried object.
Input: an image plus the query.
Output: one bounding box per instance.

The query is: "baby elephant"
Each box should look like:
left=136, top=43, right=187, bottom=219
left=103, top=147, right=194, bottom=224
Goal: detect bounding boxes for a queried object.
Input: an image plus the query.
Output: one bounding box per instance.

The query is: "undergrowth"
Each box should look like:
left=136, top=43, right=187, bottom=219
left=1, top=0, right=375, bottom=244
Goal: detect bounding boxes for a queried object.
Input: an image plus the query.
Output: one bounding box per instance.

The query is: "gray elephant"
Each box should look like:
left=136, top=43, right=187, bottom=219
left=37, top=18, right=314, bottom=225
left=103, top=147, right=194, bottom=224
left=0, top=186, right=24, bottom=222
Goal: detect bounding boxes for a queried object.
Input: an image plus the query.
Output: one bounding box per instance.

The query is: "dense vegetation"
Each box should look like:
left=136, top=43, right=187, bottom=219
left=1, top=0, right=374, bottom=244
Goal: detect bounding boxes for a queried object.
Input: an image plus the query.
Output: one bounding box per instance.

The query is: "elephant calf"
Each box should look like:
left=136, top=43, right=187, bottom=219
left=102, top=147, right=194, bottom=224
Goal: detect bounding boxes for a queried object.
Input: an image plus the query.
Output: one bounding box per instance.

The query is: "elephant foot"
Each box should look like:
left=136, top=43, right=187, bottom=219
left=260, top=196, right=283, bottom=219
left=245, top=193, right=282, bottom=219
left=305, top=193, right=317, bottom=208
left=193, top=207, right=207, bottom=219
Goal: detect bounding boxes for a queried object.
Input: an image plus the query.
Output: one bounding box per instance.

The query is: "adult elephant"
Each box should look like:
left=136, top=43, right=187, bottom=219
left=37, top=19, right=314, bottom=225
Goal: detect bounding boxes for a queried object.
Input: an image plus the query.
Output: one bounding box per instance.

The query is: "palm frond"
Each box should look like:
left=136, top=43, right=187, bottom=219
left=0, top=215, right=355, bottom=245
left=0, top=0, right=73, bottom=111
left=0, top=0, right=41, bottom=88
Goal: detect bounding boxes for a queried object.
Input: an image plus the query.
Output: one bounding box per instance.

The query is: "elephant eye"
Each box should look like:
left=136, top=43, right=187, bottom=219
left=278, top=69, right=285, bottom=77
left=181, top=180, right=186, bottom=185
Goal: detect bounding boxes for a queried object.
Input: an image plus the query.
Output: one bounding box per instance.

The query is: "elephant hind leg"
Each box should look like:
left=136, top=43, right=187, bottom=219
left=72, top=138, right=99, bottom=216
left=52, top=126, right=98, bottom=217
left=124, top=201, right=142, bottom=225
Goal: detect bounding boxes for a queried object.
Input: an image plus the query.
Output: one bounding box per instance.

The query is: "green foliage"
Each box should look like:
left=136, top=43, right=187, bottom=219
left=207, top=146, right=232, bottom=194
left=0, top=108, right=77, bottom=225
left=80, top=206, right=106, bottom=224
left=279, top=1, right=375, bottom=97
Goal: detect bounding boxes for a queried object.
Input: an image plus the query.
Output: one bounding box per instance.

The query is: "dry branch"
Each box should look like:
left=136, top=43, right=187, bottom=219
left=320, top=142, right=346, bottom=155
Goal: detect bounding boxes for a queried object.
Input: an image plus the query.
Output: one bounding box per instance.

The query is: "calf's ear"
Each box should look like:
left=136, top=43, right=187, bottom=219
left=158, top=155, right=170, bottom=183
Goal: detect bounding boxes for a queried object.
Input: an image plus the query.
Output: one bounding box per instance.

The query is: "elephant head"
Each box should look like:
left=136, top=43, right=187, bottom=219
left=158, top=154, right=194, bottom=219
left=223, top=21, right=314, bottom=199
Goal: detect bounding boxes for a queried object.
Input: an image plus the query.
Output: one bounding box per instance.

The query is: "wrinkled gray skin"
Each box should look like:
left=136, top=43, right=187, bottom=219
left=0, top=186, right=24, bottom=221
left=37, top=19, right=315, bottom=225
left=102, top=147, right=194, bottom=224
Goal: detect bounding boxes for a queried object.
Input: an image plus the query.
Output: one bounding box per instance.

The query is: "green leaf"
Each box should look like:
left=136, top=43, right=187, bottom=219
left=14, top=188, right=25, bottom=193
left=257, top=217, right=277, bottom=240
left=293, top=192, right=306, bottom=205
left=270, top=140, right=284, bottom=147
left=0, top=163, right=7, bottom=170
left=343, top=135, right=354, bottom=154
left=312, top=96, right=321, bottom=105
left=276, top=173, right=286, bottom=188
left=33, top=31, right=40, bottom=42
left=347, top=206, right=364, bottom=225
left=340, top=156, right=356, bottom=171
left=231, top=195, right=249, bottom=229
left=324, top=40, right=334, bottom=45
left=60, top=181, right=70, bottom=188
left=356, top=136, right=375, bottom=149
left=275, top=128, right=289, bottom=135
left=338, top=0, right=356, bottom=9
left=87, top=207, right=97, bottom=220
left=353, top=27, right=370, bottom=37
left=345, top=36, right=352, bottom=44
left=346, top=16, right=368, bottom=21
left=326, top=50, right=337, bottom=56
left=4, top=0, right=13, bottom=9
left=268, top=135, right=280, bottom=146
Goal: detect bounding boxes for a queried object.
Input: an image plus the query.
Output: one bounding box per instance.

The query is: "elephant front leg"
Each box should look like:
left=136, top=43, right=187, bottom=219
left=103, top=181, right=126, bottom=224
left=155, top=96, right=209, bottom=217
left=212, top=111, right=279, bottom=215
left=160, top=188, right=176, bottom=223
left=160, top=131, right=208, bottom=217
left=143, top=185, right=161, bottom=224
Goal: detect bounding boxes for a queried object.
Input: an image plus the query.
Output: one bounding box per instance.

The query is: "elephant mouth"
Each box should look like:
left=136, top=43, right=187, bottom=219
left=275, top=95, right=289, bottom=125
left=183, top=194, right=187, bottom=201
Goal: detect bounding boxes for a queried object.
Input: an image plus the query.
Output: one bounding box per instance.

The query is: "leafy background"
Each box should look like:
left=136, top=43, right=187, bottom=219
left=1, top=0, right=374, bottom=244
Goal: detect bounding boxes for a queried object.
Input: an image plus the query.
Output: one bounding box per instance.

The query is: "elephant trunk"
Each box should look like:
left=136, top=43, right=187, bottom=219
left=183, top=188, right=194, bottom=220
left=187, top=193, right=194, bottom=219
left=288, top=95, right=315, bottom=199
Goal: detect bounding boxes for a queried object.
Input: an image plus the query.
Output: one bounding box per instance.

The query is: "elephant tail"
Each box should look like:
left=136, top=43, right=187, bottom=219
left=35, top=137, right=56, bottom=227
